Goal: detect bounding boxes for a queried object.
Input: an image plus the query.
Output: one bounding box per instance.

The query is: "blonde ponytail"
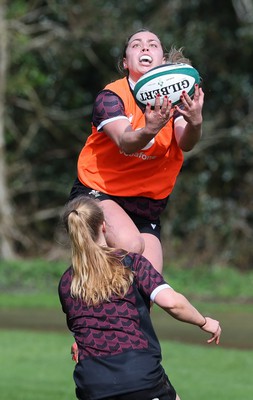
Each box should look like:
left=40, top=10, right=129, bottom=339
left=63, top=196, right=133, bottom=306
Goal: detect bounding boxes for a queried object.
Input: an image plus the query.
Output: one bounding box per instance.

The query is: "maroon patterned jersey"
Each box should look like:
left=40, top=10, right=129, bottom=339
left=58, top=251, right=171, bottom=399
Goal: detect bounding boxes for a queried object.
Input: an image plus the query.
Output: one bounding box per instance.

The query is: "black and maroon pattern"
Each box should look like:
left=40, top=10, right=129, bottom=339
left=58, top=252, right=167, bottom=362
left=69, top=177, right=169, bottom=222
left=115, top=195, right=169, bottom=221
left=92, top=88, right=181, bottom=131
left=92, top=90, right=125, bottom=128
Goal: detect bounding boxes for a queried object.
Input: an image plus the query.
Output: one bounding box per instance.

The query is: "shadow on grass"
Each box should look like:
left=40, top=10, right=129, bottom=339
left=1, top=305, right=252, bottom=350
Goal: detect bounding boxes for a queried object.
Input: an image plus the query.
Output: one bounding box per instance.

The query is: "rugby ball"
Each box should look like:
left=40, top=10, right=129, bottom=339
left=134, top=63, right=200, bottom=107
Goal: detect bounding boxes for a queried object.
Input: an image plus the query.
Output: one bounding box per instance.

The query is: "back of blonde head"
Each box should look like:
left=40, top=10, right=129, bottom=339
left=166, top=46, right=191, bottom=65
left=63, top=196, right=133, bottom=306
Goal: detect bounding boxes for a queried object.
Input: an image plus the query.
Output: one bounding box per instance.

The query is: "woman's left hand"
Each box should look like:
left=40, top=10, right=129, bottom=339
left=175, top=84, right=204, bottom=126
left=71, top=342, right=78, bottom=363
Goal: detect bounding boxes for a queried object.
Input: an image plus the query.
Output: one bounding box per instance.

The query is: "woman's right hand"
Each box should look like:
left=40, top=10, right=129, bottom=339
left=103, top=95, right=174, bottom=154
left=145, top=95, right=174, bottom=134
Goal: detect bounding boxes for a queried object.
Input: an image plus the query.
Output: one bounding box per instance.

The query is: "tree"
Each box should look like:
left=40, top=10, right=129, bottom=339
left=1, top=0, right=253, bottom=269
left=0, top=1, right=16, bottom=258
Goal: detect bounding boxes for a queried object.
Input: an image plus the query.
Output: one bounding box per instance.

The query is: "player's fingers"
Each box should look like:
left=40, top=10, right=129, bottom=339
left=145, top=102, right=152, bottom=113
left=207, top=327, right=221, bottom=345
left=160, top=97, right=172, bottom=120
left=215, top=326, right=221, bottom=344
left=180, top=91, right=193, bottom=107
left=193, top=84, right=200, bottom=98
left=193, top=85, right=205, bottom=108
left=207, top=335, right=217, bottom=344
left=153, top=94, right=162, bottom=111
left=71, top=342, right=78, bottom=362
left=160, top=95, right=169, bottom=111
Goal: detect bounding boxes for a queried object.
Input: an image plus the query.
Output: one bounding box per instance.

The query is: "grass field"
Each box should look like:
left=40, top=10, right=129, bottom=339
left=0, top=329, right=252, bottom=400
left=1, top=259, right=253, bottom=399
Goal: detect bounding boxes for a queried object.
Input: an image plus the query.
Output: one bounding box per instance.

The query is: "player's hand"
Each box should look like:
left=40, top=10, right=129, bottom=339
left=175, top=84, right=204, bottom=126
left=71, top=341, right=78, bottom=363
left=200, top=317, right=221, bottom=345
left=145, top=95, right=174, bottom=134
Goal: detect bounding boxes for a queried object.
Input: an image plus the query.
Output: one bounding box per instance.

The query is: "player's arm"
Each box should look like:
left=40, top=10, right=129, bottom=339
left=103, top=96, right=173, bottom=154
left=153, top=287, right=221, bottom=344
left=174, top=84, right=204, bottom=151
left=103, top=119, right=153, bottom=154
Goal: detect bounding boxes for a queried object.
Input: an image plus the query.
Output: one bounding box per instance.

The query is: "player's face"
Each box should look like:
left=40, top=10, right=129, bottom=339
left=124, top=31, right=165, bottom=82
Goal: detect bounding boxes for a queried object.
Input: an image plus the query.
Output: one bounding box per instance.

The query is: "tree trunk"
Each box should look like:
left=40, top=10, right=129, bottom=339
left=0, top=2, right=16, bottom=259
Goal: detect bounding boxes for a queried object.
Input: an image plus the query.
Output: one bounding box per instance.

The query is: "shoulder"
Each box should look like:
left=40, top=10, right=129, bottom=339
left=94, top=89, right=124, bottom=108
left=59, top=266, right=73, bottom=289
left=92, top=90, right=126, bottom=128
left=94, top=77, right=128, bottom=104
left=112, top=251, right=146, bottom=272
left=104, top=77, right=133, bottom=105
left=104, top=77, right=129, bottom=92
left=126, top=253, right=168, bottom=292
left=122, top=252, right=152, bottom=272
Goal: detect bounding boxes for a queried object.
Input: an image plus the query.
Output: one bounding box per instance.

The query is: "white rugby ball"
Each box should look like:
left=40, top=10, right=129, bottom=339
left=134, top=63, right=200, bottom=107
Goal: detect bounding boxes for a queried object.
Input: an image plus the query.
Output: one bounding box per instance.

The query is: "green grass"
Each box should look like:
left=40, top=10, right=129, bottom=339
left=1, top=259, right=253, bottom=308
left=163, top=263, right=253, bottom=301
left=0, top=259, right=67, bottom=293
left=0, top=258, right=67, bottom=308
left=0, top=260, right=253, bottom=399
left=0, top=292, right=58, bottom=308
left=0, top=329, right=252, bottom=400
left=162, top=340, right=253, bottom=399
left=0, top=330, right=74, bottom=400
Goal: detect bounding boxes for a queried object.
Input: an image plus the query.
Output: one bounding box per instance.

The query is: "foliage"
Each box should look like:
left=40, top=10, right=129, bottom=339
left=0, top=258, right=67, bottom=292
left=1, top=260, right=253, bottom=307
left=1, top=0, right=253, bottom=269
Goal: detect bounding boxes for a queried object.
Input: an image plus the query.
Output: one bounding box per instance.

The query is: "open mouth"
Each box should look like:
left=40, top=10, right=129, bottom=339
left=139, top=55, right=153, bottom=64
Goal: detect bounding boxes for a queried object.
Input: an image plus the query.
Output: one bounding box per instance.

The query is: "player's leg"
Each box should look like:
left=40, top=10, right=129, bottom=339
left=100, top=199, right=145, bottom=255
left=141, top=232, right=163, bottom=273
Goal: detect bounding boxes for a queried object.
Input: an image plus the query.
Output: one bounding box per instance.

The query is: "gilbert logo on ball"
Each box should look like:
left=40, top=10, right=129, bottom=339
left=134, top=63, right=201, bottom=107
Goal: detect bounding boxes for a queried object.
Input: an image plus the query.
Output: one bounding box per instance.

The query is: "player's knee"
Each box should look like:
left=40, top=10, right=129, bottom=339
left=105, top=228, right=145, bottom=255
left=113, top=232, right=144, bottom=255
left=126, top=234, right=145, bottom=254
